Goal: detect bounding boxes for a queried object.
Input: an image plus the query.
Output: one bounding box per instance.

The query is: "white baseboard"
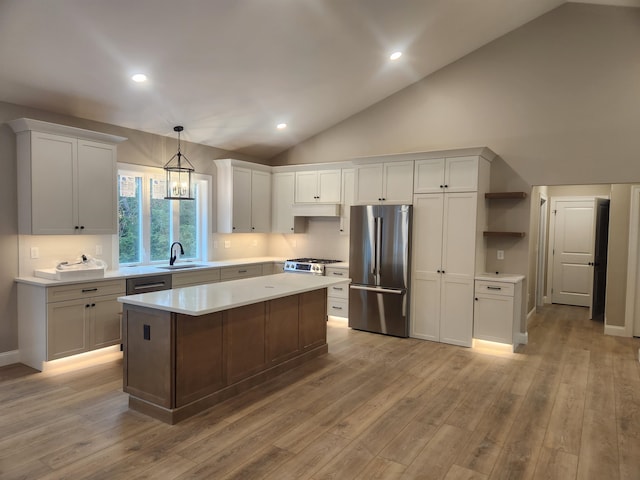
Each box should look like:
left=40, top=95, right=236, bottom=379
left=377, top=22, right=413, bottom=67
left=0, top=350, right=20, bottom=367
left=604, top=324, right=629, bottom=337
left=515, top=332, right=528, bottom=345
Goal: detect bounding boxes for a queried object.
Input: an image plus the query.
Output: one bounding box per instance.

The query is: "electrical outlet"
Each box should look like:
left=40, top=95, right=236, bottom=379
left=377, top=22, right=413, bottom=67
left=497, top=250, right=505, bottom=260
left=30, top=247, right=39, bottom=259
left=95, top=245, right=103, bottom=255
left=252, top=239, right=258, bottom=247
left=224, top=240, right=231, bottom=249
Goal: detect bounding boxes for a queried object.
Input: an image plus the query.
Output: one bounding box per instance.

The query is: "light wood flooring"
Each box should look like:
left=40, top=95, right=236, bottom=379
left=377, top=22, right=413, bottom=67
left=1, top=304, right=639, bottom=479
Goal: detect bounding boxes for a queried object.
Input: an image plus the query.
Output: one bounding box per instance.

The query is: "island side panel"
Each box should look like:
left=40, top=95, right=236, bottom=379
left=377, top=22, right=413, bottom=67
left=299, top=289, right=327, bottom=351
left=224, top=301, right=268, bottom=385
left=267, top=294, right=301, bottom=365
left=123, top=305, right=174, bottom=408
left=175, top=312, right=224, bottom=408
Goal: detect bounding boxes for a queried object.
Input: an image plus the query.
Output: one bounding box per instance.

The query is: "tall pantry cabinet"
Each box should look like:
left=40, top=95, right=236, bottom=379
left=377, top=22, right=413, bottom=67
left=410, top=155, right=491, bottom=347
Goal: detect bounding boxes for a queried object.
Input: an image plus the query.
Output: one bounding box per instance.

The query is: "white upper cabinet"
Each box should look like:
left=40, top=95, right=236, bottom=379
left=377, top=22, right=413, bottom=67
left=414, top=156, right=480, bottom=194
left=10, top=118, right=126, bottom=235
left=354, top=160, right=414, bottom=205
left=272, top=172, right=304, bottom=234
left=339, top=168, right=355, bottom=235
left=294, top=169, right=341, bottom=203
left=215, top=159, right=272, bottom=233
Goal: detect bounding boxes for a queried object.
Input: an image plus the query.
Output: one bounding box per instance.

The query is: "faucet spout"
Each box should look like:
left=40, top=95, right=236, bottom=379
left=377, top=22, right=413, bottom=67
left=169, top=242, right=184, bottom=266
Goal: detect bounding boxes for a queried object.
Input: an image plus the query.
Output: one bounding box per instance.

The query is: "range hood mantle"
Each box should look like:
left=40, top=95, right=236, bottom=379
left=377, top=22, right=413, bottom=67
left=292, top=204, right=341, bottom=217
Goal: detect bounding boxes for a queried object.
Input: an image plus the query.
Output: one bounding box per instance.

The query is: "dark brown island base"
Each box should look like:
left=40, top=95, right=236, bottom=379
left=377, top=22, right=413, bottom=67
left=119, top=274, right=350, bottom=424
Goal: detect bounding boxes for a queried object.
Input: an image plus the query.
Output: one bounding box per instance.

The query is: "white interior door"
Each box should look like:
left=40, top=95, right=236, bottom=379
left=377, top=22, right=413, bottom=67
left=551, top=198, right=595, bottom=306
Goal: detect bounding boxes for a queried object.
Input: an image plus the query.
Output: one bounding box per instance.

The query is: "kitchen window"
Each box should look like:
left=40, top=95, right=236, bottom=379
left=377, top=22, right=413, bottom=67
left=117, top=164, right=209, bottom=266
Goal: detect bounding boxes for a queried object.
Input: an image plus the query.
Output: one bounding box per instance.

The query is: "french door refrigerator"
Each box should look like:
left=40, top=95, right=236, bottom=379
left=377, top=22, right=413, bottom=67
left=349, top=204, right=412, bottom=337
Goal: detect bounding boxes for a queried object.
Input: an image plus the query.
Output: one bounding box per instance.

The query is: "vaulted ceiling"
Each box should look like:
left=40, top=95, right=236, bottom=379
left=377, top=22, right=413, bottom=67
left=0, top=0, right=637, bottom=160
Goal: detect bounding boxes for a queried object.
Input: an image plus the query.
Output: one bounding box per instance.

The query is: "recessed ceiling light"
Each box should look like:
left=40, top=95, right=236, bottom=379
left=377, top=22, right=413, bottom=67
left=277, top=123, right=287, bottom=130
left=131, top=73, right=148, bottom=83
left=389, top=51, right=402, bottom=61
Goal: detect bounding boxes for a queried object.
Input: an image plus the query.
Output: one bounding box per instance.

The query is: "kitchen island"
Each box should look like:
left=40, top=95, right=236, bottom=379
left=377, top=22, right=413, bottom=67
left=118, top=273, right=350, bottom=424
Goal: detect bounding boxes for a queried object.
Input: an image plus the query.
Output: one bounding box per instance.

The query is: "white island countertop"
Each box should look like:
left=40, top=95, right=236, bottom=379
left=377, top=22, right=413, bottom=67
left=118, top=273, right=351, bottom=316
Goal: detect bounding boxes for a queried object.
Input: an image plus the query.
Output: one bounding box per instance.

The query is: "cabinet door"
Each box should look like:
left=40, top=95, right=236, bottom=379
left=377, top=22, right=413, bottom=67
left=410, top=194, right=444, bottom=341
left=91, top=294, right=122, bottom=349
left=414, top=158, right=445, bottom=194
left=444, top=156, right=478, bottom=192
left=272, top=172, right=296, bottom=233
left=410, top=275, right=441, bottom=341
left=231, top=167, right=252, bottom=232
left=339, top=169, right=355, bottom=235
left=442, top=193, right=477, bottom=276
left=440, top=276, right=474, bottom=347
left=354, top=163, right=383, bottom=204
left=317, top=169, right=341, bottom=203
left=251, top=170, right=271, bottom=232
left=30, top=132, right=77, bottom=234
left=295, top=171, right=319, bottom=203
left=77, top=140, right=117, bottom=234
left=299, top=289, right=326, bottom=350
left=473, top=293, right=513, bottom=344
left=47, top=299, right=88, bottom=360
left=383, top=161, right=414, bottom=203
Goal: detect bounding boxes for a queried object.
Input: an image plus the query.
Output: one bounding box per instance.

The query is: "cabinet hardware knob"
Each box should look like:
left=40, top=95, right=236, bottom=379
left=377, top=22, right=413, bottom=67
left=290, top=227, right=294, bottom=231
left=437, top=269, right=441, bottom=273
left=475, top=298, right=478, bottom=301
left=444, top=184, right=448, bottom=188
left=80, top=226, right=85, bottom=229
left=440, top=185, right=444, bottom=188
left=251, top=227, right=255, bottom=230
left=442, top=270, right=446, bottom=274
left=91, top=303, right=95, bottom=307
left=75, top=226, right=79, bottom=229
left=232, top=226, right=236, bottom=230
left=85, top=304, right=90, bottom=308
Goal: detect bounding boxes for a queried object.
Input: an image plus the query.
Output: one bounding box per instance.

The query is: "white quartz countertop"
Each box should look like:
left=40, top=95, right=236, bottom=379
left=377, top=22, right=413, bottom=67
left=15, top=257, right=287, bottom=286
left=118, top=272, right=351, bottom=316
left=475, top=273, right=525, bottom=283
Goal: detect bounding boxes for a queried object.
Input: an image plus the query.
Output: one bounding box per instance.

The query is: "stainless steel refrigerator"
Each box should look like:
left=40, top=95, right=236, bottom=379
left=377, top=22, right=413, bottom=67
left=349, top=204, right=412, bottom=337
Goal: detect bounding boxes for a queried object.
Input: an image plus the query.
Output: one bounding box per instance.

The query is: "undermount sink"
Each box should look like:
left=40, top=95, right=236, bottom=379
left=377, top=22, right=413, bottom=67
left=157, top=264, right=205, bottom=270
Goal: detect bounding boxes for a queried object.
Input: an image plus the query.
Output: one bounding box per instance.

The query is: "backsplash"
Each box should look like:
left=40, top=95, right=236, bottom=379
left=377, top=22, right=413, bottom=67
left=18, top=218, right=350, bottom=277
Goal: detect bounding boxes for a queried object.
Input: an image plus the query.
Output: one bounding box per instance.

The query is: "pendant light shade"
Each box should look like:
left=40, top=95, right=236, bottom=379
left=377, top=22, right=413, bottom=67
left=164, top=125, right=195, bottom=200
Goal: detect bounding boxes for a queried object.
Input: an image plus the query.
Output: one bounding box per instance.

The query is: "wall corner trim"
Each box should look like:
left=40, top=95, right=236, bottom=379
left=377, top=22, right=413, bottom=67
left=514, top=332, right=528, bottom=345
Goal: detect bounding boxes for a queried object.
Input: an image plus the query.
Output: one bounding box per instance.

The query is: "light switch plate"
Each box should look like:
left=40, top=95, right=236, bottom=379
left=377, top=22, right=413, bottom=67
left=30, top=247, right=39, bottom=259
left=224, top=240, right=231, bottom=249
left=95, top=245, right=103, bottom=255
left=497, top=250, right=504, bottom=260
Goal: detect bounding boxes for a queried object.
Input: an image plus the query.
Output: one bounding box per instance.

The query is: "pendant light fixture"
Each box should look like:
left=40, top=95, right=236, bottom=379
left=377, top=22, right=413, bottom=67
left=164, top=125, right=195, bottom=200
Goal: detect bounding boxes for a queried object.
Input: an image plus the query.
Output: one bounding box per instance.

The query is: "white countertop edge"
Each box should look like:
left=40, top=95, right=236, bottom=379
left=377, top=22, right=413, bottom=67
left=475, top=273, right=525, bottom=283
left=15, top=257, right=290, bottom=286
left=118, top=273, right=351, bottom=316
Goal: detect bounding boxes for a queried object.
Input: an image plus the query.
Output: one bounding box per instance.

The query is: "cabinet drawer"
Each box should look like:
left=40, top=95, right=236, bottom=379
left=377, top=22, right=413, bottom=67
left=220, top=264, right=263, bottom=280
left=172, top=269, right=221, bottom=287
left=327, top=298, right=348, bottom=318
left=47, top=279, right=125, bottom=303
left=327, top=284, right=348, bottom=299
left=325, top=267, right=348, bottom=278
left=475, top=281, right=514, bottom=297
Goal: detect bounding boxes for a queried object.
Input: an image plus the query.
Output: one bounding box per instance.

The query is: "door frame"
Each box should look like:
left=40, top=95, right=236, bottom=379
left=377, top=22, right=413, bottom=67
left=624, top=185, right=640, bottom=337
left=536, top=194, right=548, bottom=308
left=546, top=196, right=606, bottom=303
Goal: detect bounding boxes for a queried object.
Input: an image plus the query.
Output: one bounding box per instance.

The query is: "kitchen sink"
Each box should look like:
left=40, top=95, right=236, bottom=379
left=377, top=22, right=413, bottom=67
left=157, top=264, right=206, bottom=270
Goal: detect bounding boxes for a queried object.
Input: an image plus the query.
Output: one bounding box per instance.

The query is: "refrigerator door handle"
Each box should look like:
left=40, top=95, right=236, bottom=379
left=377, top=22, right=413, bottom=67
left=370, top=217, right=377, bottom=276
left=350, top=285, right=404, bottom=294
left=375, top=216, right=382, bottom=282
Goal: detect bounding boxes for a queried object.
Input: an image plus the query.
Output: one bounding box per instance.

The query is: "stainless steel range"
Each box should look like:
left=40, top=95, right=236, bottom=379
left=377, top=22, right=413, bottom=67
left=284, top=258, right=342, bottom=275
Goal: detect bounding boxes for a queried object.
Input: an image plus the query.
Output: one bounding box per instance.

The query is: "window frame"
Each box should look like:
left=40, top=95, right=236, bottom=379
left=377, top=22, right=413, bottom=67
left=117, top=162, right=210, bottom=267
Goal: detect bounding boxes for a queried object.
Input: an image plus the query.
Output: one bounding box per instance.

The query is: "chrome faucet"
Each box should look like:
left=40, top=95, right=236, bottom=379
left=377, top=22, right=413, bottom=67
left=169, top=242, right=184, bottom=266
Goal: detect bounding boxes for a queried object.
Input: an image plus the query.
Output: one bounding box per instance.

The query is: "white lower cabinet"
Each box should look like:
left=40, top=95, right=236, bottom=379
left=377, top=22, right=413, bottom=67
left=473, top=277, right=524, bottom=348
left=19, top=279, right=126, bottom=369
left=220, top=264, right=264, bottom=280
left=325, top=267, right=349, bottom=318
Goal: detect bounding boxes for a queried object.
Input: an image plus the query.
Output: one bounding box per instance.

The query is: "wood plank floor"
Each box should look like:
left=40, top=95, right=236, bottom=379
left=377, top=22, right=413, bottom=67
left=1, top=304, right=639, bottom=479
